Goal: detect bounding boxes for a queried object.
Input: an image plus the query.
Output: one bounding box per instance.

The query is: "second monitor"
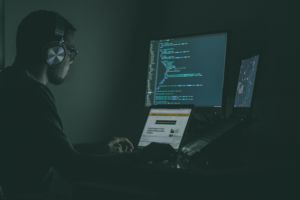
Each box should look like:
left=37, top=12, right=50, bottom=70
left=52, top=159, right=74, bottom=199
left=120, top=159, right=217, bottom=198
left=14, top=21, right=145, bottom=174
left=145, top=32, right=227, bottom=108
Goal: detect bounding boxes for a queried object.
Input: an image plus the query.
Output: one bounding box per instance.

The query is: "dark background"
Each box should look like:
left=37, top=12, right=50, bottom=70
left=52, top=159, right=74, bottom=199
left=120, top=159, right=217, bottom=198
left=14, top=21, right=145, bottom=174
left=0, top=0, right=4, bottom=67
left=3, top=0, right=300, bottom=164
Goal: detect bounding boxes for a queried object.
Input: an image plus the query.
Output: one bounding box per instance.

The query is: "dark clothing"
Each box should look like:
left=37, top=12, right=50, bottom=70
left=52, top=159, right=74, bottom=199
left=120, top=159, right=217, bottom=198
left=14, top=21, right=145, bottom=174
left=0, top=67, right=141, bottom=198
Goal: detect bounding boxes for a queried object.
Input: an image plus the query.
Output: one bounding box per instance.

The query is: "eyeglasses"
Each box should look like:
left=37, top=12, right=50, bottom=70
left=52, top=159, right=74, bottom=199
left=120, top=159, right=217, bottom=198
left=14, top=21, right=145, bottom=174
left=65, top=46, right=79, bottom=60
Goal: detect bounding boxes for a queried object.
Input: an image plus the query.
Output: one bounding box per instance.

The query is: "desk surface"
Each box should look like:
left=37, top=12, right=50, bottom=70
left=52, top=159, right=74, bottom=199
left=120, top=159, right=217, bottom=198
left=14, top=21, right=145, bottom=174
left=72, top=161, right=299, bottom=200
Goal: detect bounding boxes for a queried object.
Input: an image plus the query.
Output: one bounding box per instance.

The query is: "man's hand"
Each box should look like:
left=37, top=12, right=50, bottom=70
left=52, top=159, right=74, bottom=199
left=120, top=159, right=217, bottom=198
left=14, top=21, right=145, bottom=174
left=108, top=137, right=134, bottom=153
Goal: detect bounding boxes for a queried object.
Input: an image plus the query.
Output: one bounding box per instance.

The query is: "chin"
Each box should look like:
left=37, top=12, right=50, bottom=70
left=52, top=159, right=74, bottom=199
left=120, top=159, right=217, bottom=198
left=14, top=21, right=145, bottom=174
left=47, top=66, right=69, bottom=85
left=49, top=76, right=65, bottom=85
left=47, top=71, right=66, bottom=85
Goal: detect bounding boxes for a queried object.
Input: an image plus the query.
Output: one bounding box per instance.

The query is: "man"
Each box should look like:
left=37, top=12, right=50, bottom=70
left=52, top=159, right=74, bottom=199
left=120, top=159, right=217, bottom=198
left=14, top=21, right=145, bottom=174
left=0, top=10, right=173, bottom=199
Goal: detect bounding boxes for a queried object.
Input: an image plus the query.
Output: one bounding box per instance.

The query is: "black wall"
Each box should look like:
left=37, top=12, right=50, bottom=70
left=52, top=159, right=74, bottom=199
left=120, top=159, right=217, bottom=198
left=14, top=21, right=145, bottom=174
left=0, top=0, right=4, bottom=68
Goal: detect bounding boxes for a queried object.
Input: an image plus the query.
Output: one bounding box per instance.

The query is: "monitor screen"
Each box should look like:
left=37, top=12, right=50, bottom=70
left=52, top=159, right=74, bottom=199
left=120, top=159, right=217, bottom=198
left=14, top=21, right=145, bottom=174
left=145, top=32, right=227, bottom=107
left=138, top=108, right=191, bottom=149
left=234, top=55, right=259, bottom=108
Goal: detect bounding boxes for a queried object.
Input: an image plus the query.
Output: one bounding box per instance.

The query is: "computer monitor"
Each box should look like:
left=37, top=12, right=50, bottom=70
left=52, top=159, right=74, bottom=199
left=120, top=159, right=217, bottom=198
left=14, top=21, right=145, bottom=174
left=234, top=55, right=259, bottom=108
left=145, top=32, right=227, bottom=108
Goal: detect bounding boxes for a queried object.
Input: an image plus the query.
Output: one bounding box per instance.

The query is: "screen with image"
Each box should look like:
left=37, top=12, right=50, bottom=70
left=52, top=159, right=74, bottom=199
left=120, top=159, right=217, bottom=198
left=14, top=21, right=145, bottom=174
left=234, top=55, right=259, bottom=108
left=138, top=108, right=191, bottom=149
left=145, top=33, right=227, bottom=107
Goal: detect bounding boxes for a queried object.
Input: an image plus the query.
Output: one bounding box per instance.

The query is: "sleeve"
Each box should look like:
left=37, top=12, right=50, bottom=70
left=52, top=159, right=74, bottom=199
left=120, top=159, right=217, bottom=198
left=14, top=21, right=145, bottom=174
left=34, top=87, right=143, bottom=181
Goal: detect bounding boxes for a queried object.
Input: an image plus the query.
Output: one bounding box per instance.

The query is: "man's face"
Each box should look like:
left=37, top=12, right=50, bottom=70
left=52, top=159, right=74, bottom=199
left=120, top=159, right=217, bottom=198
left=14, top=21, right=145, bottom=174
left=47, top=33, right=77, bottom=85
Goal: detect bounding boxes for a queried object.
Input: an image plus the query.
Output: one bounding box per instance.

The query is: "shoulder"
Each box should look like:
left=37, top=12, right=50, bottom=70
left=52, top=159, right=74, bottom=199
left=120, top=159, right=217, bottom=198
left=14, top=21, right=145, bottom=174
left=28, top=79, right=64, bottom=129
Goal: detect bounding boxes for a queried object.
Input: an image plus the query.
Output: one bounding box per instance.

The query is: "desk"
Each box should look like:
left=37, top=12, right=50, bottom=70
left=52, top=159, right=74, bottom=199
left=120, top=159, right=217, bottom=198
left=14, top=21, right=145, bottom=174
left=71, top=118, right=248, bottom=200
left=71, top=118, right=298, bottom=200
left=71, top=162, right=299, bottom=200
left=72, top=167, right=212, bottom=200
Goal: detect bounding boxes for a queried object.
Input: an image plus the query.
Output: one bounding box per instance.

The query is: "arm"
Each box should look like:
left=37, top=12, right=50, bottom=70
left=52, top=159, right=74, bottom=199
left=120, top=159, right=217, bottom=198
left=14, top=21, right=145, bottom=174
left=41, top=120, right=143, bottom=181
left=33, top=87, right=142, bottom=181
left=34, top=86, right=173, bottom=181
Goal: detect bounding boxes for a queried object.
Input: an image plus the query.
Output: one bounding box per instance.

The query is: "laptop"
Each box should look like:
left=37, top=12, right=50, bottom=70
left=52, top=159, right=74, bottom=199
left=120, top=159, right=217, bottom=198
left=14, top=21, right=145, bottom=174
left=231, top=55, right=260, bottom=119
left=138, top=108, right=192, bottom=150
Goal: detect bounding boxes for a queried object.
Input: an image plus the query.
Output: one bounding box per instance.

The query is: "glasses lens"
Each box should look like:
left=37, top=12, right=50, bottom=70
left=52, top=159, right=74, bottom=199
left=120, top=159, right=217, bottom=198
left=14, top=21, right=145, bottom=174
left=65, top=45, right=78, bottom=60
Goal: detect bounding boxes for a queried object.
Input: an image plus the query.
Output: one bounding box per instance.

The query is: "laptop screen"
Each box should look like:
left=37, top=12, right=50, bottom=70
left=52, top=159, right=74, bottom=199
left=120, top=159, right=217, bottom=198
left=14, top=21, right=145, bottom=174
left=138, top=108, right=192, bottom=150
left=234, top=55, right=259, bottom=108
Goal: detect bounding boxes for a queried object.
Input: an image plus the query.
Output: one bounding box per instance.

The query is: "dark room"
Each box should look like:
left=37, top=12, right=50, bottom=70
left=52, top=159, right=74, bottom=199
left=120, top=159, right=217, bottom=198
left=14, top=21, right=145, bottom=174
left=0, top=0, right=300, bottom=199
